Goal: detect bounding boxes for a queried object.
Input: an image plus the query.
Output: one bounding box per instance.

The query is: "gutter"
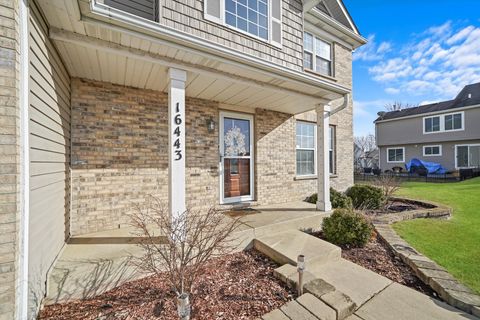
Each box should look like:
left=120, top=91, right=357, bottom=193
left=329, top=93, right=350, bottom=115
left=86, top=0, right=351, bottom=96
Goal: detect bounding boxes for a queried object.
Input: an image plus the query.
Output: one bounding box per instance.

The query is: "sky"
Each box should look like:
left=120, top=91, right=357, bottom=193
left=343, top=0, right=480, bottom=137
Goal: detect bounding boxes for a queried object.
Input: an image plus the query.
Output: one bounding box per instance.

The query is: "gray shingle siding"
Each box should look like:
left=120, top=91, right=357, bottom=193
left=160, top=0, right=304, bottom=71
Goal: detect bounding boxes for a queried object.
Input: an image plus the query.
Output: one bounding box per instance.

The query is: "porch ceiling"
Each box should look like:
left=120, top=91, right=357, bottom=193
left=38, top=0, right=348, bottom=114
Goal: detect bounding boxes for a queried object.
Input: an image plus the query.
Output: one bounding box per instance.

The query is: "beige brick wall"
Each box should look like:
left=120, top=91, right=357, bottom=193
left=71, top=78, right=353, bottom=235
left=0, top=0, right=20, bottom=318
left=161, top=0, right=304, bottom=71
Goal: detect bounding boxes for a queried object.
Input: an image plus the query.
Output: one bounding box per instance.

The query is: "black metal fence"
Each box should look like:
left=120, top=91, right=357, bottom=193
left=355, top=168, right=480, bottom=184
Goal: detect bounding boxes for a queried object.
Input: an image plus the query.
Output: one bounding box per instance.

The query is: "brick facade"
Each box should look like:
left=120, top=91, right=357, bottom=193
left=71, top=78, right=353, bottom=235
left=0, top=0, right=20, bottom=318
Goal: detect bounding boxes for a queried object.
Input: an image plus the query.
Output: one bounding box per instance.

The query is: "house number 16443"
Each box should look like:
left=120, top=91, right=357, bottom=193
left=173, top=102, right=182, bottom=161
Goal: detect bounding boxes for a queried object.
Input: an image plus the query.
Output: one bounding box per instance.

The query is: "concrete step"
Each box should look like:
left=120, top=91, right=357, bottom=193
left=307, top=258, right=392, bottom=307
left=280, top=300, right=318, bottom=320
left=253, top=230, right=341, bottom=266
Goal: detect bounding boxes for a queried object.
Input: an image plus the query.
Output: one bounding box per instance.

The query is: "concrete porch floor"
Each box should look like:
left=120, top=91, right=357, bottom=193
left=46, top=201, right=329, bottom=304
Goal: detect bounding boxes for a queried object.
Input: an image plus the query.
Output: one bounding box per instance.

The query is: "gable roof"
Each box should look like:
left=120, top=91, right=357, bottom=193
left=305, top=0, right=361, bottom=35
left=375, top=82, right=480, bottom=122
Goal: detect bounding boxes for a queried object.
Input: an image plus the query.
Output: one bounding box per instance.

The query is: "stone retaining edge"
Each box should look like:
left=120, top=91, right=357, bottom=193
left=374, top=223, right=480, bottom=316
left=372, top=197, right=452, bottom=224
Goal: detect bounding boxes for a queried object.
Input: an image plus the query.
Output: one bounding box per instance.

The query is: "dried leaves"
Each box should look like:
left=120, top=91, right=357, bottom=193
left=39, top=250, right=294, bottom=320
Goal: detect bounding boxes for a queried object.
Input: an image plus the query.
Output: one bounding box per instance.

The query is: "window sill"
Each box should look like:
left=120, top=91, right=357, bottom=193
left=304, top=68, right=337, bottom=82
left=295, top=174, right=338, bottom=181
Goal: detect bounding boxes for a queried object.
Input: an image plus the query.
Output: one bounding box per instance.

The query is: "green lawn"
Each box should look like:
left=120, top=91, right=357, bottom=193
left=392, top=177, right=480, bottom=294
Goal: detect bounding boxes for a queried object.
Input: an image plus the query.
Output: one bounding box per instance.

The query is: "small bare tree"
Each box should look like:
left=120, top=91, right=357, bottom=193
left=374, top=175, right=400, bottom=209
left=354, top=134, right=377, bottom=170
left=130, top=197, right=241, bottom=319
left=384, top=101, right=418, bottom=112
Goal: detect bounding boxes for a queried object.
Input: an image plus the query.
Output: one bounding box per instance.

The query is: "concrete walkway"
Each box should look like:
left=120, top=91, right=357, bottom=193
left=46, top=201, right=328, bottom=304
left=256, top=230, right=478, bottom=320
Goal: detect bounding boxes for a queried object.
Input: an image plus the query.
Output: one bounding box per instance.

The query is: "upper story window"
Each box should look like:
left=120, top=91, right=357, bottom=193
left=424, top=112, right=464, bottom=134
left=205, top=0, right=282, bottom=46
left=225, top=0, right=268, bottom=40
left=303, top=32, right=332, bottom=77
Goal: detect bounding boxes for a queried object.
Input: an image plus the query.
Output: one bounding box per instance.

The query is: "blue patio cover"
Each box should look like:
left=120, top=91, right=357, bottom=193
left=405, top=158, right=448, bottom=174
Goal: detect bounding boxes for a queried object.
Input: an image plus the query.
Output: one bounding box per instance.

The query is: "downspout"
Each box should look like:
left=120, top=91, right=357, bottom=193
left=17, top=0, right=30, bottom=318
left=329, top=93, right=350, bottom=115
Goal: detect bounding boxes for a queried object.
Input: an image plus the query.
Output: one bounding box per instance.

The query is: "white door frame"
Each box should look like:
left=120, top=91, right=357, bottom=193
left=219, top=111, right=254, bottom=204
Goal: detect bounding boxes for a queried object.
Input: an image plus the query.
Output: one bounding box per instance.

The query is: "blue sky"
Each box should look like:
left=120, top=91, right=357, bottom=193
left=343, top=0, right=480, bottom=137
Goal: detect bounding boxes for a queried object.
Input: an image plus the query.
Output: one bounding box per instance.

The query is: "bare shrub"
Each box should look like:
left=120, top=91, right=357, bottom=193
left=374, top=175, right=400, bottom=207
left=130, top=197, right=241, bottom=318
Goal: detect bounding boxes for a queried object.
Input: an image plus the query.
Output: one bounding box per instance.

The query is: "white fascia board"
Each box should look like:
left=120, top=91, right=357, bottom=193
left=86, top=0, right=351, bottom=96
left=303, top=0, right=321, bottom=13
left=307, top=8, right=367, bottom=48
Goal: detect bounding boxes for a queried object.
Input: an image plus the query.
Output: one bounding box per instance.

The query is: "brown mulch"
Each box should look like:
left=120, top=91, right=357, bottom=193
left=39, top=250, right=295, bottom=320
left=364, top=199, right=429, bottom=216
left=339, top=234, right=437, bottom=297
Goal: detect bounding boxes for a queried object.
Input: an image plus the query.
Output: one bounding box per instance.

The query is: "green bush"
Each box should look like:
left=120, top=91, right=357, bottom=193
left=322, top=209, right=373, bottom=247
left=330, top=188, right=353, bottom=209
left=307, top=188, right=352, bottom=209
left=345, top=184, right=385, bottom=210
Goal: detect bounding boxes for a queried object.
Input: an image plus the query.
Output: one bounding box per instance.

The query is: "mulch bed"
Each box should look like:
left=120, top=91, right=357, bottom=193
left=364, top=199, right=431, bottom=216
left=39, top=250, right=295, bottom=320
left=314, top=232, right=436, bottom=298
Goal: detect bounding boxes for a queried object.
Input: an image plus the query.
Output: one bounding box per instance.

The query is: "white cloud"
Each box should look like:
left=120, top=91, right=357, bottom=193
left=354, top=34, right=392, bottom=61
left=367, top=21, right=480, bottom=100
left=385, top=87, right=400, bottom=95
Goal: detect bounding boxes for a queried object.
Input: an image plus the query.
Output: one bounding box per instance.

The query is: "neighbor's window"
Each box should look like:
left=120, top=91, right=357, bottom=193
left=296, top=122, right=315, bottom=175
left=303, top=32, right=332, bottom=76
left=424, top=116, right=440, bottom=133
left=456, top=145, right=480, bottom=168
left=423, top=145, right=441, bottom=156
left=225, top=0, right=269, bottom=40
left=445, top=113, right=463, bottom=131
left=424, top=112, right=464, bottom=133
left=387, top=147, right=404, bottom=163
left=329, top=126, right=336, bottom=174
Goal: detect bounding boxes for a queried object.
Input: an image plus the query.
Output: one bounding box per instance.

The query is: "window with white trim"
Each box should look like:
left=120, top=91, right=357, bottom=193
left=424, top=112, right=464, bottom=134
left=456, top=145, right=480, bottom=168
left=303, top=32, right=332, bottom=76
left=423, top=145, right=442, bottom=156
left=225, top=0, right=268, bottom=40
left=204, top=0, right=282, bottom=46
left=329, top=126, right=336, bottom=174
left=296, top=122, right=315, bottom=176
left=295, top=122, right=336, bottom=176
left=387, top=147, right=405, bottom=163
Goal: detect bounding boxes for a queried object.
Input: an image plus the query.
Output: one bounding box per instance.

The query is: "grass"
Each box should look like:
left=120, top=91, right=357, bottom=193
left=392, top=177, right=480, bottom=294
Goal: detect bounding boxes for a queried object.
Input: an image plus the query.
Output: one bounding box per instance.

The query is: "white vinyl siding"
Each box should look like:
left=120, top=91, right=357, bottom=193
left=387, top=147, right=405, bottom=163
left=423, top=145, right=442, bottom=157
left=28, top=2, right=71, bottom=316
left=303, top=32, right=332, bottom=76
left=423, top=112, right=464, bottom=134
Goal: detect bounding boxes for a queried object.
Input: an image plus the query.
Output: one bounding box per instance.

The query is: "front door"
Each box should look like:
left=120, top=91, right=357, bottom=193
left=219, top=112, right=254, bottom=204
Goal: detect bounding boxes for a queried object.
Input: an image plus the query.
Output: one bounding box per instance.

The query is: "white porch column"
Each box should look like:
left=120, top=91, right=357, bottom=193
left=316, top=105, right=332, bottom=211
left=168, top=68, right=187, bottom=220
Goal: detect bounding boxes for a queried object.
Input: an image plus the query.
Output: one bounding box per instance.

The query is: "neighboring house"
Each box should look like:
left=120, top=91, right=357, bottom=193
left=375, top=82, right=480, bottom=172
left=0, top=0, right=365, bottom=318
left=354, top=143, right=379, bottom=171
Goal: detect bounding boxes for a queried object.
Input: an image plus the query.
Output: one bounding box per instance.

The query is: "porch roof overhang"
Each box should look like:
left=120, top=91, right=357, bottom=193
left=41, top=0, right=353, bottom=114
